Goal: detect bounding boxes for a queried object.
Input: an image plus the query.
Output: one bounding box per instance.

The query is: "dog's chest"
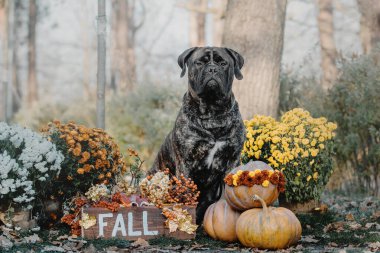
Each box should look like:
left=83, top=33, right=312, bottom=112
left=205, top=140, right=226, bottom=167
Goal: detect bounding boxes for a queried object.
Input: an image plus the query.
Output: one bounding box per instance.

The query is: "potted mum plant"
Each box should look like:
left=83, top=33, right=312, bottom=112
left=41, top=121, right=128, bottom=202
left=241, top=108, right=337, bottom=212
left=0, top=122, right=64, bottom=228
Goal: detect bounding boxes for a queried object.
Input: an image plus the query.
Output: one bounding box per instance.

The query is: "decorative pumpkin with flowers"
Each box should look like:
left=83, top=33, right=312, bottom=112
left=41, top=121, right=127, bottom=202
left=241, top=108, right=337, bottom=204
left=224, top=161, right=286, bottom=211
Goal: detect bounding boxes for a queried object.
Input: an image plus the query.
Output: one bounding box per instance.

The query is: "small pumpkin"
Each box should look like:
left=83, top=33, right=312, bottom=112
left=236, top=194, right=302, bottom=249
left=203, top=199, right=241, bottom=242
left=224, top=161, right=282, bottom=211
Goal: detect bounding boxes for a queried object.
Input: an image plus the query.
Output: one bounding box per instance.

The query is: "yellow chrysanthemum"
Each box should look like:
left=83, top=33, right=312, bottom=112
left=262, top=180, right=270, bottom=187
left=248, top=171, right=256, bottom=177
left=307, top=175, right=312, bottom=182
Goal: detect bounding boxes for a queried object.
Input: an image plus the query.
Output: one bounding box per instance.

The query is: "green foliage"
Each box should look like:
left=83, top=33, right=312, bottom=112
left=13, top=83, right=184, bottom=169
left=14, top=99, right=96, bottom=131
left=326, top=53, right=380, bottom=195
left=106, top=83, right=184, bottom=167
left=280, top=52, right=380, bottom=195
left=279, top=70, right=326, bottom=117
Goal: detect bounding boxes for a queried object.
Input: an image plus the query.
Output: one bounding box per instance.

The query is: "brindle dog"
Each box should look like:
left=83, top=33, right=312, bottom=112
left=150, top=47, right=245, bottom=223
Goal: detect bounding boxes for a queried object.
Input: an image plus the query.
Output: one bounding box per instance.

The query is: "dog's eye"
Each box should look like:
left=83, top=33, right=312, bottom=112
left=196, top=61, right=203, bottom=67
left=220, top=61, right=227, bottom=66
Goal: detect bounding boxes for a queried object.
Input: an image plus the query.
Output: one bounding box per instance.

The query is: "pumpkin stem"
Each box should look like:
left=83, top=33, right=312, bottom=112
left=253, top=194, right=268, bottom=214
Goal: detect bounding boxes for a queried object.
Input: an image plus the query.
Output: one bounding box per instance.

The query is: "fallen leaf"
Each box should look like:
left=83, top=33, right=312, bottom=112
left=314, top=204, right=328, bottom=213
left=105, top=246, right=119, bottom=253
left=0, top=235, right=13, bottom=249
left=56, top=235, right=69, bottom=240
left=132, top=238, right=149, bottom=248
left=324, top=221, right=345, bottom=233
left=372, top=211, right=380, bottom=219
left=51, top=241, right=62, bottom=246
left=345, top=213, right=355, bottom=221
left=23, top=233, right=42, bottom=243
left=83, top=243, right=97, bottom=253
left=301, top=235, right=319, bottom=243
left=42, top=246, right=66, bottom=252
left=348, top=222, right=362, bottom=230
left=368, top=241, right=380, bottom=251
left=365, top=223, right=377, bottom=229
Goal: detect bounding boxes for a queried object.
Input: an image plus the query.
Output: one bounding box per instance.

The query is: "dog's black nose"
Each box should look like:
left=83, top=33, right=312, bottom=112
left=208, top=66, right=217, bottom=74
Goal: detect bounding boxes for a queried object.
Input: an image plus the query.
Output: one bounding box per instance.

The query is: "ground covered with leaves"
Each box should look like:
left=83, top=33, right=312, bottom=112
left=1, top=193, right=379, bottom=253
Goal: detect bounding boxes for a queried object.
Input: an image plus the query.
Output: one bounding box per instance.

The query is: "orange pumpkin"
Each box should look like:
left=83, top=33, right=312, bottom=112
left=224, top=161, right=280, bottom=211
left=236, top=195, right=302, bottom=249
left=203, top=199, right=241, bottom=242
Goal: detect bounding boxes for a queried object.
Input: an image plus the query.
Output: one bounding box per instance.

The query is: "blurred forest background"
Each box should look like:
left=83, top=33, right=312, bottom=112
left=0, top=0, right=379, bottom=196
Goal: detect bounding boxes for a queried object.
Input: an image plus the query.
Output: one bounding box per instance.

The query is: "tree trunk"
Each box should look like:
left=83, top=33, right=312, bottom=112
left=27, top=0, right=37, bottom=106
left=12, top=0, right=22, bottom=113
left=80, top=0, right=92, bottom=100
left=357, top=0, right=380, bottom=54
left=6, top=0, right=14, bottom=121
left=110, top=0, right=136, bottom=94
left=189, top=0, right=207, bottom=47
left=211, top=0, right=227, bottom=46
left=0, top=0, right=7, bottom=121
left=317, top=0, right=338, bottom=91
left=222, top=0, right=287, bottom=119
left=97, top=0, right=106, bottom=129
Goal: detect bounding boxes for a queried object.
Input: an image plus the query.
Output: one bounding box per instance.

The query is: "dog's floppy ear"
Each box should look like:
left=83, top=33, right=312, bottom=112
left=225, top=48, right=244, bottom=80
left=178, top=47, right=198, bottom=78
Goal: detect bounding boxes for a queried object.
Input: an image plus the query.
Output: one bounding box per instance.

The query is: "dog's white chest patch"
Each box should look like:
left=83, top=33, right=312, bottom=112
left=206, top=141, right=225, bottom=167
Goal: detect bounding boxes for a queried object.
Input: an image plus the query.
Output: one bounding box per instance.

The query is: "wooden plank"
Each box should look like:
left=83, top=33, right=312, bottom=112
left=81, top=206, right=196, bottom=240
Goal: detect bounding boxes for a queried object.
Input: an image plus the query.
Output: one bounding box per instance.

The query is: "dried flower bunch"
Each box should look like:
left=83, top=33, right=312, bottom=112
left=162, top=204, right=198, bottom=234
left=139, top=170, right=171, bottom=207
left=61, top=184, right=136, bottom=236
left=114, top=148, right=144, bottom=196
left=224, top=169, right=286, bottom=193
left=42, top=120, right=127, bottom=200
left=139, top=168, right=199, bottom=207
left=241, top=108, right=337, bottom=202
left=0, top=122, right=63, bottom=210
left=166, top=170, right=200, bottom=206
left=61, top=197, right=87, bottom=236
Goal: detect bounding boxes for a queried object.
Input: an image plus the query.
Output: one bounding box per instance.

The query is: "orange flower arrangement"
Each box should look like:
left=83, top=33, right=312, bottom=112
left=224, top=169, right=286, bottom=193
left=61, top=191, right=131, bottom=236
left=166, top=170, right=200, bottom=206
left=42, top=120, right=127, bottom=201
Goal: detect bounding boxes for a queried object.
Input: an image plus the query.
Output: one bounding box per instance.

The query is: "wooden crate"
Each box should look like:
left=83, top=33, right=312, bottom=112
left=81, top=205, right=196, bottom=240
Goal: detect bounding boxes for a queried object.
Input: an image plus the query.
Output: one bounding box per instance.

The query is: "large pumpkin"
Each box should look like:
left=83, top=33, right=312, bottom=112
left=236, top=195, right=302, bottom=249
left=224, top=161, right=280, bottom=211
left=203, top=199, right=241, bottom=242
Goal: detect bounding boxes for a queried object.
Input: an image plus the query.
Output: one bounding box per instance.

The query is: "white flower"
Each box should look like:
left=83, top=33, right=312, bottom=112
left=0, top=122, right=64, bottom=208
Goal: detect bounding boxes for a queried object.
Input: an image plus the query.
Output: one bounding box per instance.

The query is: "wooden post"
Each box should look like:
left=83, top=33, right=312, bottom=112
left=6, top=0, right=14, bottom=122
left=96, top=0, right=106, bottom=129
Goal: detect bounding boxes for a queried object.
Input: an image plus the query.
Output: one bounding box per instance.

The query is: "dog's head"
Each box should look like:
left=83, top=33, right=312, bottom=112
left=178, top=47, right=244, bottom=101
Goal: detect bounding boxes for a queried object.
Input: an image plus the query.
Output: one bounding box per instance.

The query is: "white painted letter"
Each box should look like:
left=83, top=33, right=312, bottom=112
left=143, top=211, right=158, bottom=235
left=98, top=213, right=113, bottom=237
left=128, top=212, right=142, bottom=236
left=112, top=213, right=126, bottom=237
